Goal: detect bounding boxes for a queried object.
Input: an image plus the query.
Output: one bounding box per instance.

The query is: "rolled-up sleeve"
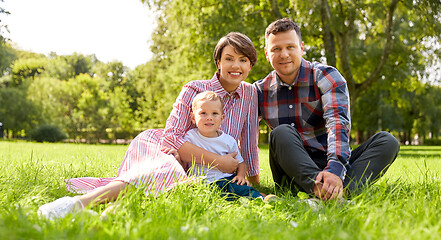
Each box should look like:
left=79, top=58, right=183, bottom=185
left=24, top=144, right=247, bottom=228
left=161, top=83, right=198, bottom=150
left=239, top=86, right=260, bottom=177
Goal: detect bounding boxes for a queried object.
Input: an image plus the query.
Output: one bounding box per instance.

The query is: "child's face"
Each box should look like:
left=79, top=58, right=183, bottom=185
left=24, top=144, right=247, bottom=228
left=191, top=99, right=224, bottom=138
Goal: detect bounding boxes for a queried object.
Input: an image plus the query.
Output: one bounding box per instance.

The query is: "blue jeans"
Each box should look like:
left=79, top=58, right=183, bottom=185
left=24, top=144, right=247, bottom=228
left=212, top=175, right=263, bottom=201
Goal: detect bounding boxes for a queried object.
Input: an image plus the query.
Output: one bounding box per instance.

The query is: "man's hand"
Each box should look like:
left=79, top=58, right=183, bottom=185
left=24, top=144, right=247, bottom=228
left=232, top=175, right=250, bottom=186
left=313, top=171, right=343, bottom=200
left=215, top=152, right=239, bottom=174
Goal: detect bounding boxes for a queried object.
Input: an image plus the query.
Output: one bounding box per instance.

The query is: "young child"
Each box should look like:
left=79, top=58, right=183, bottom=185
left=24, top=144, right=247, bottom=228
left=179, top=91, right=274, bottom=201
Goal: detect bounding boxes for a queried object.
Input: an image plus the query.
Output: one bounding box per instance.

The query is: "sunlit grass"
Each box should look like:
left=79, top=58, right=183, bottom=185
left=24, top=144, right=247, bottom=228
left=0, top=141, right=440, bottom=239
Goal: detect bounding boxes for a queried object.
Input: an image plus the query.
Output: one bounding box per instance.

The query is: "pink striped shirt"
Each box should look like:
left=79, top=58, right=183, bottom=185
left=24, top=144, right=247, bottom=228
left=162, top=73, right=260, bottom=176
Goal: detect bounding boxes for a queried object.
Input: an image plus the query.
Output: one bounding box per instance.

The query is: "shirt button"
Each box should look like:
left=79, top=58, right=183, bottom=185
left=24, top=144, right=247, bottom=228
left=289, top=105, right=293, bottom=109
left=288, top=86, right=292, bottom=90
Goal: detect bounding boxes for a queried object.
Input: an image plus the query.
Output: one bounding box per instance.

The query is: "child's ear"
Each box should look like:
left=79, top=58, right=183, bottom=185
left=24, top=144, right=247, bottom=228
left=221, top=114, right=225, bottom=121
left=190, top=112, right=196, bottom=124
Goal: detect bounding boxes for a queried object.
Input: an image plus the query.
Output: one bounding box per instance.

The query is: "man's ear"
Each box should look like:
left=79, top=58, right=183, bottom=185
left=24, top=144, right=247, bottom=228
left=264, top=47, right=270, bottom=62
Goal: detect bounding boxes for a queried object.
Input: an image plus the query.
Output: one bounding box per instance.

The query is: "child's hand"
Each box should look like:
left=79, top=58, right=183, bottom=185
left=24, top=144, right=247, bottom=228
left=232, top=175, right=250, bottom=186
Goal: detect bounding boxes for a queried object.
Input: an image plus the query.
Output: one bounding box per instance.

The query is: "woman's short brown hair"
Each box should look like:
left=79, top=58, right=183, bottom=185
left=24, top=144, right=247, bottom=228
left=213, top=32, right=257, bottom=67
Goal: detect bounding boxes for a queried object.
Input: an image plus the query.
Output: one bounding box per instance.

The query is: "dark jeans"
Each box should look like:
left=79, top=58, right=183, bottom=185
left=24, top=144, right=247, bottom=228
left=269, top=124, right=400, bottom=194
left=212, top=175, right=263, bottom=201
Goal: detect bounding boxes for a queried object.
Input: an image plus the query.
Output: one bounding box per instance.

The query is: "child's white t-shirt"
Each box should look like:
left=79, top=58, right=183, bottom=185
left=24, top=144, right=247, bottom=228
left=184, top=128, right=244, bottom=182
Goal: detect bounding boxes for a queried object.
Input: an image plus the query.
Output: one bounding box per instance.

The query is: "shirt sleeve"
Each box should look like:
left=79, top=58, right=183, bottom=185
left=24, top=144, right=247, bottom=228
left=161, top=82, right=198, bottom=150
left=239, top=85, right=260, bottom=177
left=317, top=67, right=351, bottom=181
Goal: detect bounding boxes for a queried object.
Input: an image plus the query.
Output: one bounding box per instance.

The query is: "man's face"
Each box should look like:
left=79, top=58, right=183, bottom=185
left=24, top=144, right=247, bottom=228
left=265, top=30, right=304, bottom=85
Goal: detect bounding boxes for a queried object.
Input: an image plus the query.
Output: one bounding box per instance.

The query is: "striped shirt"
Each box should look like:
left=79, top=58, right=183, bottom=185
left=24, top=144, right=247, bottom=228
left=254, top=59, right=351, bottom=180
left=161, top=73, right=259, bottom=177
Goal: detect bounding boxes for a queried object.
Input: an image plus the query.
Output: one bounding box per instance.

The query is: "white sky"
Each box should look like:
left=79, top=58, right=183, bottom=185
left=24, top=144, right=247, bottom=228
left=2, top=0, right=155, bottom=69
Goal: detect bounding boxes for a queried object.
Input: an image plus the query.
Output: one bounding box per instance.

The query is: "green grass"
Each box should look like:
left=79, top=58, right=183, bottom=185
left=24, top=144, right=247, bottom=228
left=0, top=141, right=440, bottom=239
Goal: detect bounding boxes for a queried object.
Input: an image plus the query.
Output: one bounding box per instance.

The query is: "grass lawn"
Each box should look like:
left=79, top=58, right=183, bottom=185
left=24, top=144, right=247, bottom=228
left=0, top=141, right=440, bottom=239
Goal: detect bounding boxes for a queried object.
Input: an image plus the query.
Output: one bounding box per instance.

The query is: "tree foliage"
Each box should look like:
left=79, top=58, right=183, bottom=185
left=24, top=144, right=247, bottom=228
left=0, top=0, right=440, bottom=144
left=142, top=0, right=441, bottom=143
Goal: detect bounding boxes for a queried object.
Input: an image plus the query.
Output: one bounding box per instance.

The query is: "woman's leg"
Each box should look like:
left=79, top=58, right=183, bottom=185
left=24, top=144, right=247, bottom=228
left=38, top=181, right=130, bottom=219
left=76, top=181, right=130, bottom=207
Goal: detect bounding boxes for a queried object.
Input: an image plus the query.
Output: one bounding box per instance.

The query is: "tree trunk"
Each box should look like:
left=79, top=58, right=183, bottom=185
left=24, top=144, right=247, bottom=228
left=320, top=0, right=337, bottom=67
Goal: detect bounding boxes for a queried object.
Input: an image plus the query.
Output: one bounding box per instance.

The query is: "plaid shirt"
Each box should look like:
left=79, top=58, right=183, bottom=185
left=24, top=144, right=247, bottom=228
left=254, top=59, right=351, bottom=180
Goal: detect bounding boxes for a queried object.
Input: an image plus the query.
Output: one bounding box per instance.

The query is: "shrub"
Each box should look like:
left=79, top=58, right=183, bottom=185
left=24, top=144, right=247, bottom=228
left=423, top=138, right=441, bottom=146
left=29, top=125, right=66, bottom=142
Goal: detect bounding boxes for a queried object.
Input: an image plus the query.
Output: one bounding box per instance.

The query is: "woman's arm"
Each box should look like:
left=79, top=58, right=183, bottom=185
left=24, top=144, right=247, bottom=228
left=239, top=85, right=260, bottom=184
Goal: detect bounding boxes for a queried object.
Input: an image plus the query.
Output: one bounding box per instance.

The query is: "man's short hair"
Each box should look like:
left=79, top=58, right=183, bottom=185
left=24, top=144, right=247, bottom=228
left=265, top=18, right=302, bottom=45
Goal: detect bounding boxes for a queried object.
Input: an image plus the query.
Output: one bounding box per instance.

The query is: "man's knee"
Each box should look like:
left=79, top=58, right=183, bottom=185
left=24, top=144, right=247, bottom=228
left=270, top=124, right=301, bottom=145
left=377, top=131, right=400, bottom=154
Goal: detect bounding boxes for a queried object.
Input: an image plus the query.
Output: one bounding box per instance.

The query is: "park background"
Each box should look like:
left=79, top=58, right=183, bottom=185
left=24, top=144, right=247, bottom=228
left=0, top=0, right=440, bottom=145
left=1, top=1, right=441, bottom=239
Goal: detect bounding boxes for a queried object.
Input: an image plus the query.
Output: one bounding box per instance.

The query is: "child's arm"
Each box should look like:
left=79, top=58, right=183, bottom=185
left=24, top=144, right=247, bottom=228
left=232, top=162, right=250, bottom=186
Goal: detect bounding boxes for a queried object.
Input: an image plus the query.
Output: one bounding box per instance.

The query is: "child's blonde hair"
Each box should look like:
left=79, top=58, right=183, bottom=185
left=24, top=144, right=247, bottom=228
left=191, top=91, right=225, bottom=112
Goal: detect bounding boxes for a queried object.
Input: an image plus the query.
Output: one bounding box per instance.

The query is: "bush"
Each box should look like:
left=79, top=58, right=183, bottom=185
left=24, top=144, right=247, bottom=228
left=423, top=138, right=441, bottom=146
left=29, top=125, right=66, bottom=142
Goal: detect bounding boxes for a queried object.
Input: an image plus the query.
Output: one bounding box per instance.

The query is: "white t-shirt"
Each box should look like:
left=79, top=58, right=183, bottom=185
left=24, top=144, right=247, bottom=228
left=184, top=128, right=244, bottom=182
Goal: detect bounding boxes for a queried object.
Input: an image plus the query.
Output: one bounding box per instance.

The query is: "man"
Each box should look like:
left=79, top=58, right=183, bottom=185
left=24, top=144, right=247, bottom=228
left=254, top=18, right=400, bottom=200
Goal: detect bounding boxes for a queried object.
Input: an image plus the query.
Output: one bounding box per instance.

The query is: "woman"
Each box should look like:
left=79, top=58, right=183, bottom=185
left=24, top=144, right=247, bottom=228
left=38, top=32, right=260, bottom=219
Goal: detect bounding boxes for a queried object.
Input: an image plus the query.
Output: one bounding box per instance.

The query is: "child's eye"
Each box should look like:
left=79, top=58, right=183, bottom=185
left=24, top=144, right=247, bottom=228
left=240, top=59, right=248, bottom=62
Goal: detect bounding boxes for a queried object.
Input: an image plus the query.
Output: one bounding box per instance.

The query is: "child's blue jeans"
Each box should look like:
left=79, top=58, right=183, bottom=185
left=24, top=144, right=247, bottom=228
left=212, top=175, right=263, bottom=201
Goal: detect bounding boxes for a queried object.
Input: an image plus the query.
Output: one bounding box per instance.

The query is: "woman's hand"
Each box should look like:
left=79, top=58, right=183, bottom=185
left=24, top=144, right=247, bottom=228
left=216, top=152, right=239, bottom=173
left=161, top=147, right=185, bottom=168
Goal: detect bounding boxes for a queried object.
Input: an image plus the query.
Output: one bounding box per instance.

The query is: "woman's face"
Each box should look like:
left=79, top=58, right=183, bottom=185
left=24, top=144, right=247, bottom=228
left=216, top=45, right=252, bottom=93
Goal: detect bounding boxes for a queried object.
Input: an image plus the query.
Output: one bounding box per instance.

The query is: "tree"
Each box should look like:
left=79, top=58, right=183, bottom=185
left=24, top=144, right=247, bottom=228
left=10, top=57, right=46, bottom=86
left=0, top=1, right=17, bottom=76
left=0, top=87, right=38, bottom=137
left=45, top=53, right=96, bottom=80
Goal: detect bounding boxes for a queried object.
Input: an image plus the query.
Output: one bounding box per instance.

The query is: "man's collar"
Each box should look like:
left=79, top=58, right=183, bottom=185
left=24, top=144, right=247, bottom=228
left=269, top=58, right=308, bottom=89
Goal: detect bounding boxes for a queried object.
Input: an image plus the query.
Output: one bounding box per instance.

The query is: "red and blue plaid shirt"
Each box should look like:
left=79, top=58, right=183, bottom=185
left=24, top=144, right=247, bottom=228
left=254, top=59, right=351, bottom=180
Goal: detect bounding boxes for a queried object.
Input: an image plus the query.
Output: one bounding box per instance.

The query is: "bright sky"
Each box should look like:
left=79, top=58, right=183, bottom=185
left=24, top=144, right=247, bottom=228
left=2, top=0, right=155, bottom=69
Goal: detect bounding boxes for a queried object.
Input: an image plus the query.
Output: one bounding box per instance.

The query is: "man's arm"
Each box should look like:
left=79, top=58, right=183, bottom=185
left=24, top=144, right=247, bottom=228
left=316, top=66, right=351, bottom=200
